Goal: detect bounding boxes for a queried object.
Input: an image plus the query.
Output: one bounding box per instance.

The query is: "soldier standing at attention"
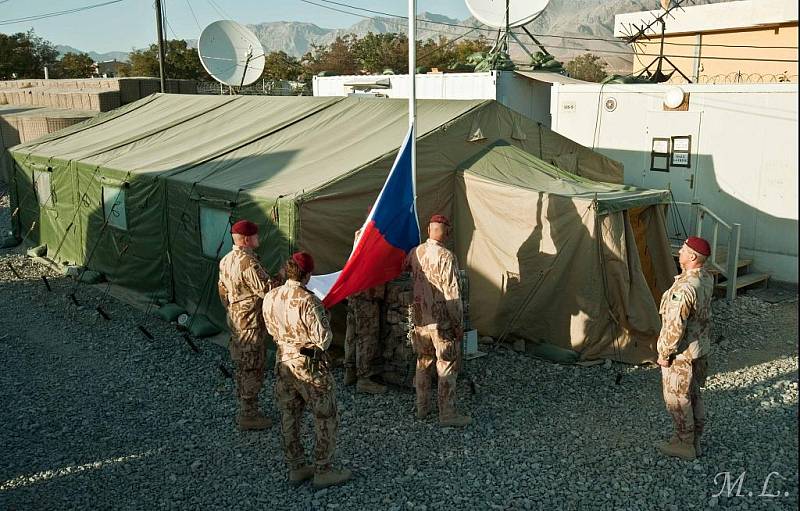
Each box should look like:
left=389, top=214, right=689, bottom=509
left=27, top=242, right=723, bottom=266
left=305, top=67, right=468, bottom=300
left=218, top=219, right=277, bottom=431
left=344, top=223, right=387, bottom=394
left=263, top=252, right=351, bottom=488
left=656, top=236, right=714, bottom=460
left=405, top=214, right=470, bottom=428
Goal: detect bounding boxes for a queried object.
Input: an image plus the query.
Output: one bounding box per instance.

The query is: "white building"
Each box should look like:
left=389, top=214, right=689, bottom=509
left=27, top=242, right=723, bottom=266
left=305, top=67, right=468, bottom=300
left=549, top=82, right=798, bottom=284
left=313, top=71, right=584, bottom=128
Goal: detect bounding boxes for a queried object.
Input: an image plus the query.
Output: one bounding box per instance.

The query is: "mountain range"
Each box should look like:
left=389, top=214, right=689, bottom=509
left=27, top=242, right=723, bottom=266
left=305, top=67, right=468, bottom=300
left=56, top=0, right=732, bottom=73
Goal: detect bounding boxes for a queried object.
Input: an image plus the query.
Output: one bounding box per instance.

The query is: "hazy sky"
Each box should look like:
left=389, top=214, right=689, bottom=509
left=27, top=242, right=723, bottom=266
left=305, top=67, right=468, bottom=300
left=0, top=0, right=473, bottom=53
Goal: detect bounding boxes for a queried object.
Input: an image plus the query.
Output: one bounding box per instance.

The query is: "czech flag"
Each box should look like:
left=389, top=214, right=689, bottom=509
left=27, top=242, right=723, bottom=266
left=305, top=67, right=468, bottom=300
left=319, top=126, right=420, bottom=308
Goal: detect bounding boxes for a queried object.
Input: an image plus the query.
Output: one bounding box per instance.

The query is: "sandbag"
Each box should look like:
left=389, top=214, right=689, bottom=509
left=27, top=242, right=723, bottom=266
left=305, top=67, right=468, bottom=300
left=528, top=341, right=580, bottom=364
left=27, top=244, right=47, bottom=257
left=155, top=303, right=187, bottom=323
left=188, top=314, right=221, bottom=338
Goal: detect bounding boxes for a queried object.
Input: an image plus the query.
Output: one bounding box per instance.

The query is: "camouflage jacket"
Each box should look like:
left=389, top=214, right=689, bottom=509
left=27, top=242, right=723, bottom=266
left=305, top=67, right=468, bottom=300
left=657, top=267, right=714, bottom=360
left=218, top=246, right=276, bottom=332
left=404, top=238, right=463, bottom=331
left=351, top=228, right=386, bottom=302
left=262, top=280, right=333, bottom=360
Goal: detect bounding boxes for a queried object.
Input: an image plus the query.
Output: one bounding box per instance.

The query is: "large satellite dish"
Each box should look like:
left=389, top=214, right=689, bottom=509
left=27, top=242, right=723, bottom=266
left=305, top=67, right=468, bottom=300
left=198, top=20, right=265, bottom=87
left=465, top=0, right=550, bottom=28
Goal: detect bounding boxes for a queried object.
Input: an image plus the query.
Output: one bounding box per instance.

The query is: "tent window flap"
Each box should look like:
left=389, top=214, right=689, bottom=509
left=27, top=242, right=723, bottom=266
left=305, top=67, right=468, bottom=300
left=102, top=185, right=128, bottom=230
left=33, top=170, right=54, bottom=207
left=200, top=206, right=233, bottom=259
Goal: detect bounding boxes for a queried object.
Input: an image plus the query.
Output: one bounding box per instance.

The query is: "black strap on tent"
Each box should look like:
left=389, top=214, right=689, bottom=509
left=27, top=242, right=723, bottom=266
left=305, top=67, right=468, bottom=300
left=66, top=172, right=132, bottom=306
left=667, top=189, right=689, bottom=240
left=183, top=189, right=242, bottom=336
left=537, top=122, right=544, bottom=159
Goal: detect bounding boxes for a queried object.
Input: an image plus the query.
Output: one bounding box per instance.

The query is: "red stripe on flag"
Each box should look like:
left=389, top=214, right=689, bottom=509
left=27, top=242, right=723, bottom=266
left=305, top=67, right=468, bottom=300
left=322, top=221, right=407, bottom=308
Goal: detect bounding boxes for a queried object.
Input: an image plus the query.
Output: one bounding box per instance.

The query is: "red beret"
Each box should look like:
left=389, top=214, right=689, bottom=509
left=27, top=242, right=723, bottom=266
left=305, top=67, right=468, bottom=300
left=685, top=236, right=711, bottom=257
left=231, top=220, right=258, bottom=236
left=429, top=214, right=450, bottom=226
left=292, top=251, right=315, bottom=273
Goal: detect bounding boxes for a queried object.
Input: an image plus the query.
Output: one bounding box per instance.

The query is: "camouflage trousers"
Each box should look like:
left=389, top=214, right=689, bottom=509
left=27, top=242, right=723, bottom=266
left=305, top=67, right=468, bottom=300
left=345, top=298, right=381, bottom=378
left=274, top=351, right=339, bottom=472
left=661, top=355, right=709, bottom=442
left=411, top=324, right=461, bottom=417
left=228, top=329, right=266, bottom=418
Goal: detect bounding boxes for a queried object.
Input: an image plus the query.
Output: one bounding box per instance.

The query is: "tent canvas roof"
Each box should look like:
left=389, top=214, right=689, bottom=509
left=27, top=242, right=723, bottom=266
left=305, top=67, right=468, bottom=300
left=459, top=142, right=669, bottom=213
left=13, top=94, right=485, bottom=199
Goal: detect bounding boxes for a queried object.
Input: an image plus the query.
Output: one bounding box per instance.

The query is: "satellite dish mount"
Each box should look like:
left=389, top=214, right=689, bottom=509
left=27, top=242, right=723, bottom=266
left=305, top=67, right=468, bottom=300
left=465, top=0, right=552, bottom=61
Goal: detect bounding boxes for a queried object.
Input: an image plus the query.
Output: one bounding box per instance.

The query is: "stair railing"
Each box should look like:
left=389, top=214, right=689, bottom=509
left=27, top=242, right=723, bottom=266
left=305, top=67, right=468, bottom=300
left=672, top=201, right=742, bottom=301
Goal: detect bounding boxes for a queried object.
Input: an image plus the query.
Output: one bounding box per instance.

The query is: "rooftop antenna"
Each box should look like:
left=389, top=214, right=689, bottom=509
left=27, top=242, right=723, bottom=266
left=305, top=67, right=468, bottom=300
left=622, top=0, right=696, bottom=83
left=198, top=20, right=265, bottom=93
left=465, top=0, right=551, bottom=61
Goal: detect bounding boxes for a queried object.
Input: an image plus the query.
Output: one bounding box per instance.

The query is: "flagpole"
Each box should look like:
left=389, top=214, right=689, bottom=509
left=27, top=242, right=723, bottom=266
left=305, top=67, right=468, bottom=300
left=408, top=0, right=417, bottom=209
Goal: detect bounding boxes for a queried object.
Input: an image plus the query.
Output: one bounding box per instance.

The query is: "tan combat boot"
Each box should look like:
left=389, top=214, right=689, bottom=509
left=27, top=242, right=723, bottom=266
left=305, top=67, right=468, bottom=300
left=288, top=465, right=315, bottom=486
left=657, top=437, right=696, bottom=460
left=313, top=467, right=352, bottom=489
left=439, top=412, right=472, bottom=428
left=344, top=368, right=357, bottom=386
left=654, top=433, right=680, bottom=451
left=237, top=412, right=272, bottom=431
left=356, top=378, right=386, bottom=394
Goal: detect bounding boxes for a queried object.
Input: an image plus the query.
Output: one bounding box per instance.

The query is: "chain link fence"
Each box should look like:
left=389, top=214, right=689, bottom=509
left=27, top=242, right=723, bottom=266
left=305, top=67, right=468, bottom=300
left=196, top=79, right=312, bottom=96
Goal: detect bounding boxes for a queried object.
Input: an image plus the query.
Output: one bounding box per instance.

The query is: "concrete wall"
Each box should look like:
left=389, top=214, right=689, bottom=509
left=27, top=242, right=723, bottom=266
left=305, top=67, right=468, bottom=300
left=550, top=83, right=799, bottom=283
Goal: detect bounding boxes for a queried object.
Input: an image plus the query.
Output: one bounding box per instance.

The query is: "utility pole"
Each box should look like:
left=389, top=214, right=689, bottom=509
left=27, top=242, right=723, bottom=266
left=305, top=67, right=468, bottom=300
left=155, top=0, right=167, bottom=92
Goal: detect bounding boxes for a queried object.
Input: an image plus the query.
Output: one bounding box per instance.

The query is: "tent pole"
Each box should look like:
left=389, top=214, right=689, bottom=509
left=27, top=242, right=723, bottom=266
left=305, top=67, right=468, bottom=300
left=408, top=0, right=417, bottom=205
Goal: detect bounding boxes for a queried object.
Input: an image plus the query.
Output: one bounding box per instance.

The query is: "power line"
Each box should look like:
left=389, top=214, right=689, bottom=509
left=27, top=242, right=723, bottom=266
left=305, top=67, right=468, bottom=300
left=0, top=0, right=125, bottom=26
left=300, top=0, right=799, bottom=51
left=296, top=0, right=798, bottom=64
left=185, top=0, right=202, bottom=31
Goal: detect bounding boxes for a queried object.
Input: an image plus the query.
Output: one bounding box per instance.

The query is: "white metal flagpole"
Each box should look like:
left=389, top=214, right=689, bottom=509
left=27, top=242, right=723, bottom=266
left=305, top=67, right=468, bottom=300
left=408, top=0, right=417, bottom=208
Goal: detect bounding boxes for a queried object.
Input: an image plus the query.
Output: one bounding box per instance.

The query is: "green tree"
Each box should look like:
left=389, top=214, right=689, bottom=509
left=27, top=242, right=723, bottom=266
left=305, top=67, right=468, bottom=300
left=129, top=39, right=209, bottom=79
left=262, top=51, right=303, bottom=81
left=565, top=53, right=608, bottom=83
left=0, top=30, right=59, bottom=79
left=418, top=36, right=492, bottom=70
left=54, top=52, right=95, bottom=78
left=302, top=36, right=359, bottom=76
left=352, top=32, right=408, bottom=74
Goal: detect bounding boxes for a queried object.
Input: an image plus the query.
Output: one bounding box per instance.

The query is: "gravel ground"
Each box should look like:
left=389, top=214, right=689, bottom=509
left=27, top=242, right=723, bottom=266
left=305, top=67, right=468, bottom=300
left=0, top=184, right=797, bottom=510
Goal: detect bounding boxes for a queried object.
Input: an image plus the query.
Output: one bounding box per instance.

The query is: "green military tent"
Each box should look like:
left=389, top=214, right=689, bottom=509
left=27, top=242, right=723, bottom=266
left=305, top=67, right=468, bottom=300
left=7, top=93, right=670, bottom=363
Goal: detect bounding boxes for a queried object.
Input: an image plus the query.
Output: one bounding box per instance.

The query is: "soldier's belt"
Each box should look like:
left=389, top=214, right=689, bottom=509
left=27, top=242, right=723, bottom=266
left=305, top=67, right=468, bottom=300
left=299, top=347, right=321, bottom=358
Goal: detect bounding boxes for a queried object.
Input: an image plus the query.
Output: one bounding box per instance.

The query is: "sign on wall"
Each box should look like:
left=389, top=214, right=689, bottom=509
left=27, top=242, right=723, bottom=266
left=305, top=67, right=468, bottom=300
left=650, top=135, right=692, bottom=171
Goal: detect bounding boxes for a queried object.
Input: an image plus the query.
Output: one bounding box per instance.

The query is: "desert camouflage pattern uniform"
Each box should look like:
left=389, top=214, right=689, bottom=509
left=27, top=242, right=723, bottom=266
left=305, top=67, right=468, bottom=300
left=404, top=238, right=464, bottom=417
left=218, top=246, right=277, bottom=418
left=262, top=280, right=338, bottom=473
left=345, top=228, right=386, bottom=379
left=657, top=267, right=714, bottom=445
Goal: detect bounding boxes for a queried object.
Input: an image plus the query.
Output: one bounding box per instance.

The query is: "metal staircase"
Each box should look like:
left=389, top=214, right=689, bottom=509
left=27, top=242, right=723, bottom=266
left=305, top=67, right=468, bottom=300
left=670, top=202, right=769, bottom=301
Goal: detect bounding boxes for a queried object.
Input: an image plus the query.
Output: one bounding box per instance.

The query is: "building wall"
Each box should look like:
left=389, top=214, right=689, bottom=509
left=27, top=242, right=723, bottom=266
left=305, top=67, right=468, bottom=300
left=313, top=71, right=554, bottom=127
left=550, top=83, right=799, bottom=283
left=633, top=24, right=798, bottom=82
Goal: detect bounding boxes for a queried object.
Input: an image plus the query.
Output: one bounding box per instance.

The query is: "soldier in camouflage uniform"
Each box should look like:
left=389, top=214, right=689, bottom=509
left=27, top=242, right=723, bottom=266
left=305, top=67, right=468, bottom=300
left=656, top=236, right=714, bottom=460
left=344, top=227, right=387, bottom=394
left=218, top=219, right=279, bottom=431
left=404, top=214, right=471, bottom=428
left=262, top=252, right=352, bottom=488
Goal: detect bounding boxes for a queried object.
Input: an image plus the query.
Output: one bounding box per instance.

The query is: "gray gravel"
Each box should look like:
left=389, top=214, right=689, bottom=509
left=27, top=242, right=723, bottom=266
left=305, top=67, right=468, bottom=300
left=0, top=184, right=797, bottom=510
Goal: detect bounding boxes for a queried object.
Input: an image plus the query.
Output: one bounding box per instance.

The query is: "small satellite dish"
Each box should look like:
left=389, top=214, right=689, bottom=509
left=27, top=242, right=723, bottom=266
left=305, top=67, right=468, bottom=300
left=198, top=20, right=265, bottom=87
left=465, top=0, right=550, bottom=28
